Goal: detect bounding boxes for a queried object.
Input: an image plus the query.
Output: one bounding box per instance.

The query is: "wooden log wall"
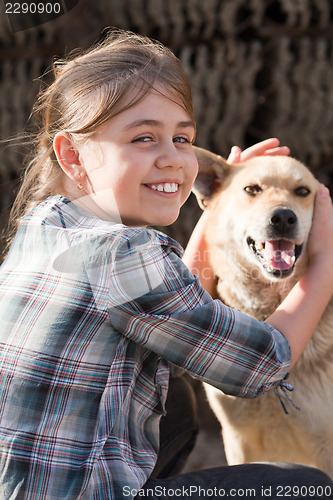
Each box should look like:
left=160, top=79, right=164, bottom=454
left=0, top=0, right=332, bottom=246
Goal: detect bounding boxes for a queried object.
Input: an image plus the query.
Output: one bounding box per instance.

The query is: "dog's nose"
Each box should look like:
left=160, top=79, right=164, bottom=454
left=269, top=209, right=297, bottom=233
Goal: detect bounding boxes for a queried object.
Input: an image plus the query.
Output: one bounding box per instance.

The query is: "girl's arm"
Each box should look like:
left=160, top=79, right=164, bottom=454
left=182, top=210, right=216, bottom=296
left=267, top=184, right=333, bottom=368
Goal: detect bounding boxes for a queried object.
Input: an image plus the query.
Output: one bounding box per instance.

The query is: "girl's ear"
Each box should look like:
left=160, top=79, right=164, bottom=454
left=192, top=146, right=230, bottom=209
left=53, top=132, right=84, bottom=183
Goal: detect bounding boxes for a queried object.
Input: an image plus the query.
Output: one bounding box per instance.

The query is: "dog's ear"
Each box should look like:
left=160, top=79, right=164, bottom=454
left=193, top=146, right=229, bottom=209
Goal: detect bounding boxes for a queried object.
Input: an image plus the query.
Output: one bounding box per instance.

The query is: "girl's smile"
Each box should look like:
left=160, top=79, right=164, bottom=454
left=145, top=182, right=180, bottom=194
left=54, top=89, right=198, bottom=227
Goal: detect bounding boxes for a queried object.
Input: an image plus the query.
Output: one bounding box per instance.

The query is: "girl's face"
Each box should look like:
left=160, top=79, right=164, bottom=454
left=70, top=90, right=198, bottom=226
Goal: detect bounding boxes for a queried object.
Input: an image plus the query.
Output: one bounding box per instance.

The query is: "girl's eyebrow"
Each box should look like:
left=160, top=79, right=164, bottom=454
left=123, top=119, right=195, bottom=130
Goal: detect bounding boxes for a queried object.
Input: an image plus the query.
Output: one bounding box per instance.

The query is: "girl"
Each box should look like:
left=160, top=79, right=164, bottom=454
left=0, top=30, right=332, bottom=499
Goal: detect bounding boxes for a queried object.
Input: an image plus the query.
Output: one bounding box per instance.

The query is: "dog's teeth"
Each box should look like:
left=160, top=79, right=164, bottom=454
left=254, top=242, right=265, bottom=253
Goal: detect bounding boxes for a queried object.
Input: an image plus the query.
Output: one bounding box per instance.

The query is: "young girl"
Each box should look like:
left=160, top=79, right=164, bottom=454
left=0, top=30, right=332, bottom=500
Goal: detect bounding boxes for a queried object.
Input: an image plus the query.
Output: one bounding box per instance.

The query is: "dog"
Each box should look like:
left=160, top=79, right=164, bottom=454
left=192, top=146, right=333, bottom=478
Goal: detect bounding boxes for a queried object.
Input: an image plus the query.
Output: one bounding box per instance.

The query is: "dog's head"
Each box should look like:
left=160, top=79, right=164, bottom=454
left=193, top=146, right=318, bottom=281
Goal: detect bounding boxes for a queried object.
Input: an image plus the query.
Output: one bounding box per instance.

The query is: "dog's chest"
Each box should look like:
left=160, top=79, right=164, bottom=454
left=216, top=277, right=290, bottom=321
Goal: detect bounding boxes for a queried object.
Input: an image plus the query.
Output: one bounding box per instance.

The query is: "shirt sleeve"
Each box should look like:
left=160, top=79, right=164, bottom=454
left=107, top=227, right=291, bottom=399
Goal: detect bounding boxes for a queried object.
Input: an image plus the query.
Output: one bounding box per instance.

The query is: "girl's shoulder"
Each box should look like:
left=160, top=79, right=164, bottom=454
left=25, top=195, right=184, bottom=257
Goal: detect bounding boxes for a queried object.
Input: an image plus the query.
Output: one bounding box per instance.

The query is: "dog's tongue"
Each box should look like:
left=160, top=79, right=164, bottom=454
left=263, top=240, right=295, bottom=271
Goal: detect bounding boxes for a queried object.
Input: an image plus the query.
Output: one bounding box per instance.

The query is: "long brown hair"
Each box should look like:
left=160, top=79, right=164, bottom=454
left=8, top=29, right=194, bottom=241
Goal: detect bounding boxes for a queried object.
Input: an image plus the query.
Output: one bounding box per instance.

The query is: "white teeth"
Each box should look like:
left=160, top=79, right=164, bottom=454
left=150, top=183, right=179, bottom=193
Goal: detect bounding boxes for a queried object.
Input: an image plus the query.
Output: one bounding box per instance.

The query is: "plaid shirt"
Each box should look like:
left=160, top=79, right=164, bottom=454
left=0, top=196, right=291, bottom=499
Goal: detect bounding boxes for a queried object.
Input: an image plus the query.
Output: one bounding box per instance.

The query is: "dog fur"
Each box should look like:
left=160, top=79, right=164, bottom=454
left=193, top=146, right=333, bottom=478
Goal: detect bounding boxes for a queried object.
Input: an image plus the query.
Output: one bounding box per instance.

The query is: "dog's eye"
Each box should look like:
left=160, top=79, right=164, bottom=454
left=244, top=185, right=262, bottom=196
left=294, top=186, right=311, bottom=197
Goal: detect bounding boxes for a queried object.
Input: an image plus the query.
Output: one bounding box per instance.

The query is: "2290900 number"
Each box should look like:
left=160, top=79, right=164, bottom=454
left=276, top=485, right=332, bottom=497
left=5, top=2, right=61, bottom=14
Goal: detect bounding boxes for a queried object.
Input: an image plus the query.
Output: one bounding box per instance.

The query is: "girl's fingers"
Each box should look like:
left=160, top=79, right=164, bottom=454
left=227, top=146, right=242, bottom=163
left=228, top=139, right=290, bottom=164
left=240, top=138, right=281, bottom=160
left=308, top=184, right=333, bottom=261
left=261, top=146, right=291, bottom=157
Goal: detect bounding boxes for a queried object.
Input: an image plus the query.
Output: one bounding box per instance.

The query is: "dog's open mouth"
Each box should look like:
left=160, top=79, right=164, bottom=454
left=247, top=237, right=303, bottom=277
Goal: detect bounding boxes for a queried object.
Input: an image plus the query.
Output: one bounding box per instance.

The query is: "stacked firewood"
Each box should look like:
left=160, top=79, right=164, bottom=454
left=0, top=0, right=332, bottom=246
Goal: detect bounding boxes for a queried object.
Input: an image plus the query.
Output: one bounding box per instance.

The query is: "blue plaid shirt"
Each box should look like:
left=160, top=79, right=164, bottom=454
left=0, top=196, right=291, bottom=499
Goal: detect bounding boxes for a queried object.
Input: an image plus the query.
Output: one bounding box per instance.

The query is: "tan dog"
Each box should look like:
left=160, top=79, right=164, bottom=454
left=193, top=147, right=333, bottom=478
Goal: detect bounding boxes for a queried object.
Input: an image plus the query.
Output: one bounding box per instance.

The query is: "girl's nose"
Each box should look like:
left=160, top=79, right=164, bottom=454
left=155, top=142, right=183, bottom=170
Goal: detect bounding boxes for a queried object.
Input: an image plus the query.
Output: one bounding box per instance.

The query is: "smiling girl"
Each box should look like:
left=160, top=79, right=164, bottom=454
left=0, top=30, right=332, bottom=500
left=53, top=89, right=197, bottom=227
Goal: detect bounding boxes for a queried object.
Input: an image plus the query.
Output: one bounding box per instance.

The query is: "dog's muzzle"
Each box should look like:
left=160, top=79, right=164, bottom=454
left=247, top=237, right=303, bottom=278
left=247, top=208, right=303, bottom=278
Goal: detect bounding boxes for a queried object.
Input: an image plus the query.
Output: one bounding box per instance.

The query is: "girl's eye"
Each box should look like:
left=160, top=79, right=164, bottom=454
left=244, top=184, right=262, bottom=196
left=132, top=136, right=153, bottom=143
left=173, top=136, right=192, bottom=144
left=132, top=135, right=193, bottom=145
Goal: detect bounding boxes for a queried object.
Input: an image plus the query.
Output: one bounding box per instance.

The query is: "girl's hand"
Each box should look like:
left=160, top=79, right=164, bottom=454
left=307, top=184, right=333, bottom=268
left=228, top=138, right=290, bottom=164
